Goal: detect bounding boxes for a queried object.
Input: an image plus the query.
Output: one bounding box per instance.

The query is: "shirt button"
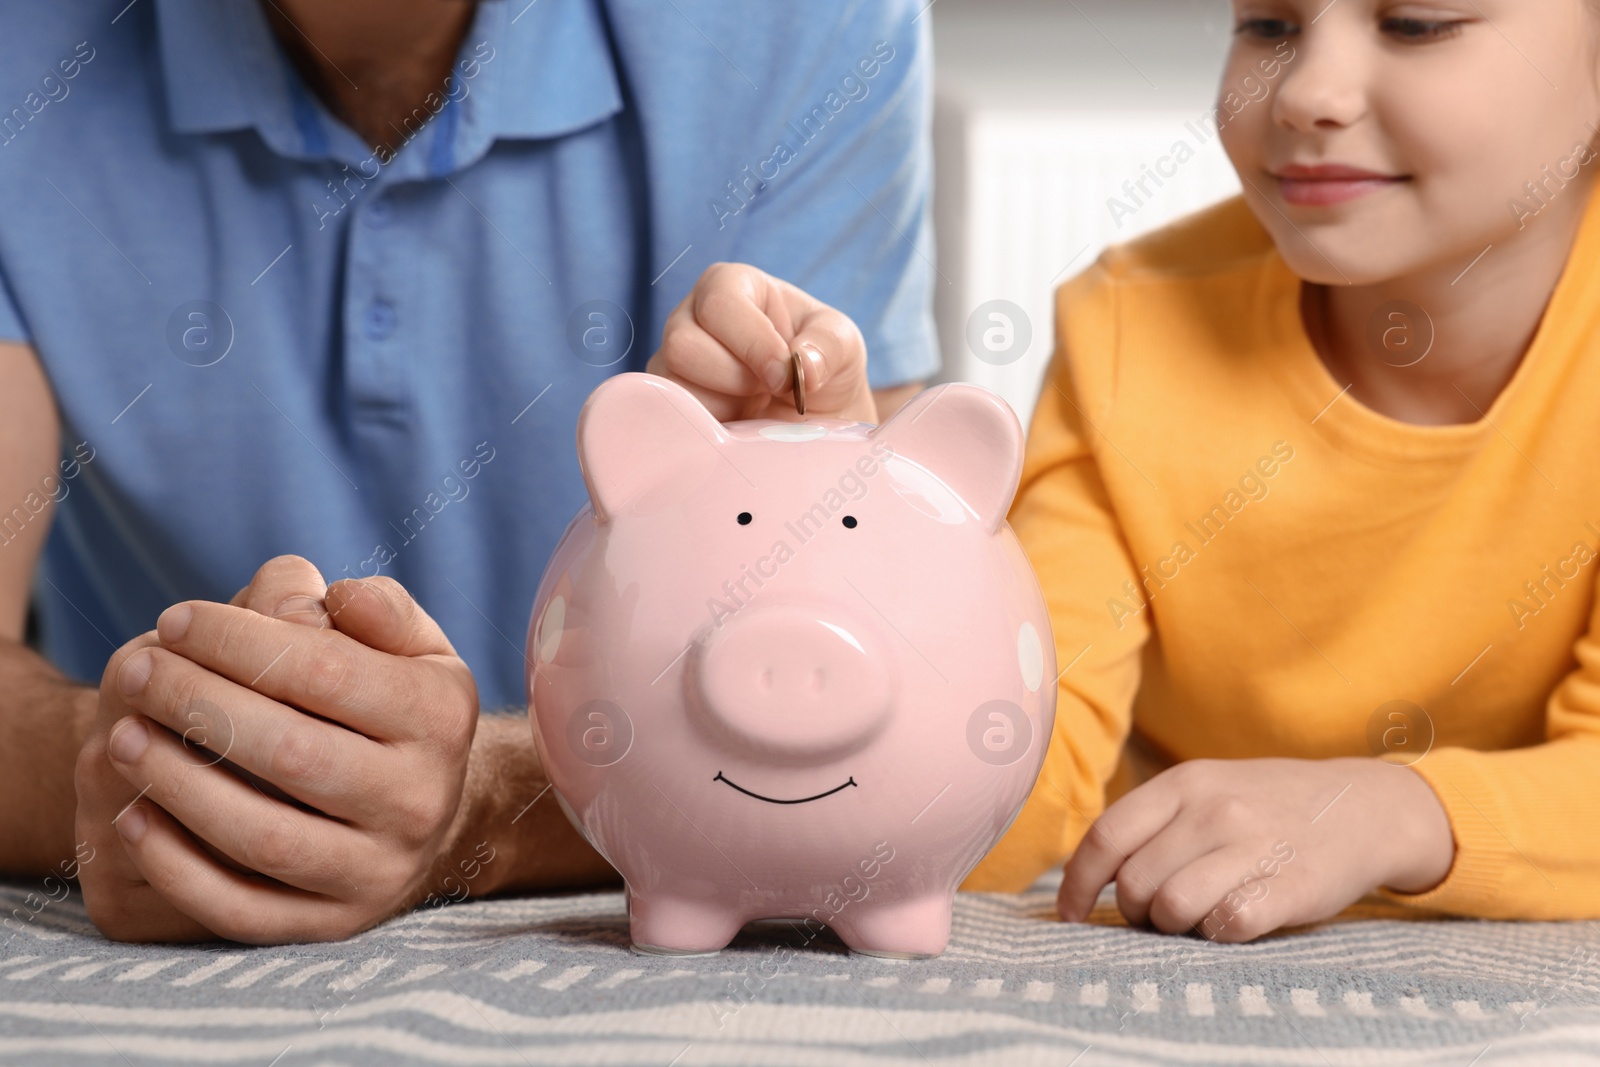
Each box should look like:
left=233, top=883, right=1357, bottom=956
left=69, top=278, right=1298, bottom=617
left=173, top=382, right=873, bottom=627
left=366, top=197, right=393, bottom=227
left=364, top=301, right=397, bottom=341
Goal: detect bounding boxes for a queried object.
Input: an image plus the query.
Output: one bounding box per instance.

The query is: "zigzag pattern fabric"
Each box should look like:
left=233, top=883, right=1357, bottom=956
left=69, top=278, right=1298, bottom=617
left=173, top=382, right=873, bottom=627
left=2, top=877, right=1597, bottom=1065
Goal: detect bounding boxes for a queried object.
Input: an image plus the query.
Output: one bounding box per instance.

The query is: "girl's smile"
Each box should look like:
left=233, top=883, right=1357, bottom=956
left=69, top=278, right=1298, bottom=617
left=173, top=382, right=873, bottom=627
left=1272, top=163, right=1408, bottom=206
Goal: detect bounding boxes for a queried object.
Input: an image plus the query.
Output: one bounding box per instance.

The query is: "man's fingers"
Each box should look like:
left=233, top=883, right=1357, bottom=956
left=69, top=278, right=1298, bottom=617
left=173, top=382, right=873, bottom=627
left=73, top=719, right=217, bottom=944
left=111, top=801, right=362, bottom=944
left=109, top=642, right=391, bottom=825
left=77, top=868, right=216, bottom=944
left=152, top=600, right=451, bottom=743
left=1057, top=785, right=1183, bottom=922
left=324, top=576, right=456, bottom=659
left=106, top=714, right=370, bottom=896
left=228, top=554, right=329, bottom=628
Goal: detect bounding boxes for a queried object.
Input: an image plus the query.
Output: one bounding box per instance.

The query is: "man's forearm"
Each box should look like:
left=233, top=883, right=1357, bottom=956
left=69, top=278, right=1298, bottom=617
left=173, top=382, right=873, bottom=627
left=433, top=712, right=620, bottom=903
left=0, top=638, right=97, bottom=876
left=0, top=640, right=617, bottom=896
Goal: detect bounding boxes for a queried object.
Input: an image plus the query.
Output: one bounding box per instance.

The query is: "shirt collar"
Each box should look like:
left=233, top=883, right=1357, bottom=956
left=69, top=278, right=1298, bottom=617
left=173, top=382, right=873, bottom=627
left=155, top=0, right=624, bottom=171
left=155, top=0, right=272, bottom=137
left=481, top=0, right=626, bottom=141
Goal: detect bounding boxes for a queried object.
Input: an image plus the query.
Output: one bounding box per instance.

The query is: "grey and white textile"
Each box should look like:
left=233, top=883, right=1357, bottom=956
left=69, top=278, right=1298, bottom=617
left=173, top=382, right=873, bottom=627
left=1, top=873, right=1596, bottom=1066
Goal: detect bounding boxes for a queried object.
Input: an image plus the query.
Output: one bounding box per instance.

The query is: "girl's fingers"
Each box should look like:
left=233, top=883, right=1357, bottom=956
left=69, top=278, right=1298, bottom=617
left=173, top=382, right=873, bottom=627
left=651, top=313, right=767, bottom=415
left=652, top=262, right=872, bottom=421
left=1112, top=815, right=1231, bottom=928
left=1146, top=843, right=1284, bottom=941
left=1058, top=783, right=1184, bottom=922
left=690, top=264, right=797, bottom=397
left=787, top=304, right=868, bottom=412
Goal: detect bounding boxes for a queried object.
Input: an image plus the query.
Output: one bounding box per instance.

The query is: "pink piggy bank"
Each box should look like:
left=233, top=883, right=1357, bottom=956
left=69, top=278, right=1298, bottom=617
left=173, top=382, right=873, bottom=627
left=526, top=372, right=1055, bottom=957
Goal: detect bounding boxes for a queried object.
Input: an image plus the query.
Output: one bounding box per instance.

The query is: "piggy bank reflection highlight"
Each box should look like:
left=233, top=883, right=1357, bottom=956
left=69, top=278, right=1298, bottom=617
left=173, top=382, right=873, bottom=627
left=527, top=373, right=1055, bottom=957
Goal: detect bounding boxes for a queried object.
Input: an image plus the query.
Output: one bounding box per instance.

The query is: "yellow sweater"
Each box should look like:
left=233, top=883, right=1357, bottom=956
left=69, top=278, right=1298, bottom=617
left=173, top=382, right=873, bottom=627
left=962, top=193, right=1600, bottom=920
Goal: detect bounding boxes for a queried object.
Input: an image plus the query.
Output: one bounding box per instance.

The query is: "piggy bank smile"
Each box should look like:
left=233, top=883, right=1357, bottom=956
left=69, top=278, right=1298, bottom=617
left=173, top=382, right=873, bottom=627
left=527, top=372, right=1056, bottom=958
left=711, top=771, right=858, bottom=804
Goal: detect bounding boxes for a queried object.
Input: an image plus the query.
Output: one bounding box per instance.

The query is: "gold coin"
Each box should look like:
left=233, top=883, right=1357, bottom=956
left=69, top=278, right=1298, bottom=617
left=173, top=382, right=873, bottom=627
left=791, top=350, right=807, bottom=416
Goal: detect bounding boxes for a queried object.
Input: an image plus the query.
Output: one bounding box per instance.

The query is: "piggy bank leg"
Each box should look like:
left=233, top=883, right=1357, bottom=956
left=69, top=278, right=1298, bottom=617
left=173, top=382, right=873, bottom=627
left=830, top=894, right=955, bottom=959
left=629, top=892, right=744, bottom=956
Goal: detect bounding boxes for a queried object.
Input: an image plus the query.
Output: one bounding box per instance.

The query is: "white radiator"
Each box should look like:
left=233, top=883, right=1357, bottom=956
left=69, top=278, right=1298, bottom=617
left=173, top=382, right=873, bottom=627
left=930, top=0, right=1244, bottom=428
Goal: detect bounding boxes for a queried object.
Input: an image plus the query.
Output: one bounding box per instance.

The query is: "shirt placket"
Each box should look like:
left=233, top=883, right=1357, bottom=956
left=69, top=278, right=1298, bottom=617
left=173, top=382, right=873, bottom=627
left=343, top=173, right=412, bottom=427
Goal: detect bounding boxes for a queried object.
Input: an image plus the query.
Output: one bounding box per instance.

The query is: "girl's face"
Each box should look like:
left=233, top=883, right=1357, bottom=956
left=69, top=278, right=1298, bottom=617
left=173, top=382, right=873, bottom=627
left=1220, top=0, right=1600, bottom=286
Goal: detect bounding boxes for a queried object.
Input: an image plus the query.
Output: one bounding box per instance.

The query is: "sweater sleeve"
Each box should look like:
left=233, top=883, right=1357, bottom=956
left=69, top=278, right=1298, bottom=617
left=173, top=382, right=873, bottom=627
left=961, top=263, right=1150, bottom=892
left=1375, top=582, right=1600, bottom=919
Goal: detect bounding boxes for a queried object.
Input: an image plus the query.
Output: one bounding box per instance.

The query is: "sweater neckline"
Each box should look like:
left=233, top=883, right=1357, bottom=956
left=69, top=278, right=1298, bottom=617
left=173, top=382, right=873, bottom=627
left=1263, top=186, right=1600, bottom=468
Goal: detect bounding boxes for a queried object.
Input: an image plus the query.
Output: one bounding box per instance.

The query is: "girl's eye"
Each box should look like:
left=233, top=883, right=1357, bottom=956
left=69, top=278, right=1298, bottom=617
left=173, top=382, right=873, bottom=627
left=1379, top=17, right=1465, bottom=41
left=1235, top=17, right=1297, bottom=40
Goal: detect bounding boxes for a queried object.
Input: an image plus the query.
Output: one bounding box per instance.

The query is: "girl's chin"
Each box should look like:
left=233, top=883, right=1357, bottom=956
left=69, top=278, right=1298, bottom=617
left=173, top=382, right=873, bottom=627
left=1274, top=241, right=1412, bottom=289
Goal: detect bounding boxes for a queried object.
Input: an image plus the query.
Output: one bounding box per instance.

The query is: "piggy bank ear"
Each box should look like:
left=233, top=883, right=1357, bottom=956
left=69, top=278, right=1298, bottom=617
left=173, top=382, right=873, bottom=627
left=868, top=383, right=1024, bottom=532
left=577, top=373, right=731, bottom=522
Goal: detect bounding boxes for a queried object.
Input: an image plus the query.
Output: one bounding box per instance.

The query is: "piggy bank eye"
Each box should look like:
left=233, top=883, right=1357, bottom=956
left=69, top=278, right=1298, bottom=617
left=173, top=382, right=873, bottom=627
left=841, top=515, right=858, bottom=529
left=737, top=512, right=753, bottom=525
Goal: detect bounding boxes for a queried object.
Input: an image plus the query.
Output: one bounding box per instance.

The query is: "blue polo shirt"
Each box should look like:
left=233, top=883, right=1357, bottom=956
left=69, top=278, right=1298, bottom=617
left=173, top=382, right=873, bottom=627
left=0, top=0, right=936, bottom=708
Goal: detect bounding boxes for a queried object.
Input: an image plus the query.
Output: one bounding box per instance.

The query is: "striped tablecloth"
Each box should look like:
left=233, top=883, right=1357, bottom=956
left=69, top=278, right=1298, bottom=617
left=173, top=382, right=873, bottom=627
left=2, top=873, right=1597, bottom=1066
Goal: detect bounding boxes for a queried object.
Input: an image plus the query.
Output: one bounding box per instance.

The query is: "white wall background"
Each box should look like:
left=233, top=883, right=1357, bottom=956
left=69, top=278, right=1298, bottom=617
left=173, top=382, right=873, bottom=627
left=930, top=0, right=1243, bottom=428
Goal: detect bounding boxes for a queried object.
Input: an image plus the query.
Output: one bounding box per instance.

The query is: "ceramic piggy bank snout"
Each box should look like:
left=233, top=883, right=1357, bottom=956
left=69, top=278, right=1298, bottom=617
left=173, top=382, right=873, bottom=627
left=527, top=373, right=1056, bottom=958
left=692, top=599, right=894, bottom=761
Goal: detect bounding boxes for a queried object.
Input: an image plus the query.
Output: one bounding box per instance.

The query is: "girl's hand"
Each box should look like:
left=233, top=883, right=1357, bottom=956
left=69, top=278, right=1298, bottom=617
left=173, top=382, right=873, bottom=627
left=1057, top=757, right=1455, bottom=942
left=647, top=263, right=876, bottom=424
